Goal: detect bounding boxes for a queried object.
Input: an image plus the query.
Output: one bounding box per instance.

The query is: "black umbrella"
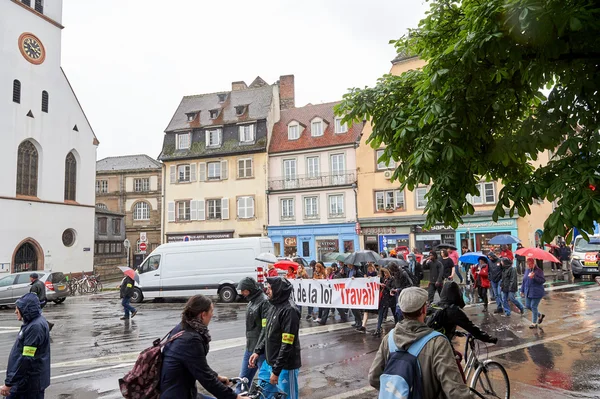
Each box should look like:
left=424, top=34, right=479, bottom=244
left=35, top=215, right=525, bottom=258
left=434, top=243, right=457, bottom=250
left=376, top=257, right=409, bottom=267
left=343, top=250, right=381, bottom=266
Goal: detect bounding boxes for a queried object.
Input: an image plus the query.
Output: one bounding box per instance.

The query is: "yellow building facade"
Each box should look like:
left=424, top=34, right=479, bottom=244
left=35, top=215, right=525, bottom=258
left=356, top=56, right=553, bottom=254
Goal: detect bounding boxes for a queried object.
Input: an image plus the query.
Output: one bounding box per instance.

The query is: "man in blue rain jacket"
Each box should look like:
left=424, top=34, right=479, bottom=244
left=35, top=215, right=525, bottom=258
left=0, top=293, right=51, bottom=398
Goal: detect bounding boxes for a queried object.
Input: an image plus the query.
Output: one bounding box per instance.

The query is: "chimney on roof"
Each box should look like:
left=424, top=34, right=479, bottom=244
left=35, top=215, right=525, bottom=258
left=279, top=75, right=295, bottom=110
left=232, top=81, right=248, bottom=91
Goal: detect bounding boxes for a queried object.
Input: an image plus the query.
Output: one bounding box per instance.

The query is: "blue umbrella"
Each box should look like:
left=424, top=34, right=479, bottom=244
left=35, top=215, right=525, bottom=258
left=488, top=234, right=520, bottom=245
left=458, top=252, right=488, bottom=265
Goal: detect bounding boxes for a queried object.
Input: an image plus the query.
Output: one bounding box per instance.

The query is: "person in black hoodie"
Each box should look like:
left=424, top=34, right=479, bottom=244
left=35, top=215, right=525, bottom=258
left=487, top=252, right=504, bottom=314
left=500, top=258, right=524, bottom=316
left=250, top=277, right=301, bottom=399
left=160, top=295, right=246, bottom=399
left=119, top=274, right=137, bottom=320
left=427, top=282, right=497, bottom=344
left=425, top=252, right=444, bottom=303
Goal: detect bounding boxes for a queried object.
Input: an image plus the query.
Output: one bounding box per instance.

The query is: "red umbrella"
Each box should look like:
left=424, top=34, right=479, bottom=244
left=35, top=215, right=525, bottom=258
left=544, top=243, right=559, bottom=250
left=273, top=260, right=299, bottom=271
left=516, top=247, right=559, bottom=263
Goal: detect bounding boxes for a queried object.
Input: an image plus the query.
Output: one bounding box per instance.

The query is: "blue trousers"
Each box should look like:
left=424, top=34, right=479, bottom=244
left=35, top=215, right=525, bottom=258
left=490, top=280, right=502, bottom=310
left=235, top=350, right=265, bottom=393
left=121, top=297, right=136, bottom=317
left=7, top=392, right=45, bottom=399
left=501, top=291, right=524, bottom=315
left=454, top=265, right=463, bottom=283
left=525, top=297, right=542, bottom=324
left=257, top=360, right=299, bottom=399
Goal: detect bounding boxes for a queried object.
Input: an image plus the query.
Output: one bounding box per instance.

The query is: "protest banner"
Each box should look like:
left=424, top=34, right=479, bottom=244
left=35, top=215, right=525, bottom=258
left=289, top=278, right=380, bottom=310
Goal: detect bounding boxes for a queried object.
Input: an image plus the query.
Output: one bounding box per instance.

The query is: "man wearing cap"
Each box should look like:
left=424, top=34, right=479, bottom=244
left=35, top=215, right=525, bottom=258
left=368, top=287, right=475, bottom=398
left=29, top=273, right=54, bottom=331
left=236, top=277, right=271, bottom=394
left=0, top=293, right=51, bottom=398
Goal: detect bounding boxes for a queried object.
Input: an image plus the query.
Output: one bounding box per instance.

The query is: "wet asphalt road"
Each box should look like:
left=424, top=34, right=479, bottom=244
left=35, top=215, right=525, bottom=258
left=1, top=283, right=600, bottom=399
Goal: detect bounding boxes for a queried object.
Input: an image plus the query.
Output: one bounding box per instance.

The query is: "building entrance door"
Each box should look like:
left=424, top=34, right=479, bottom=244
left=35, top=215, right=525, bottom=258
left=14, top=242, right=38, bottom=273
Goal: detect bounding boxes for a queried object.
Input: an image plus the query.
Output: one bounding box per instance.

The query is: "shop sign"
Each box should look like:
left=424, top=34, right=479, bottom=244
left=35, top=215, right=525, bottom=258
left=362, top=227, right=397, bottom=235
left=365, top=235, right=378, bottom=243
left=318, top=240, right=339, bottom=251
left=416, top=234, right=442, bottom=241
left=413, top=224, right=453, bottom=233
left=167, top=232, right=234, bottom=242
left=284, top=237, right=297, bottom=246
left=458, top=220, right=516, bottom=229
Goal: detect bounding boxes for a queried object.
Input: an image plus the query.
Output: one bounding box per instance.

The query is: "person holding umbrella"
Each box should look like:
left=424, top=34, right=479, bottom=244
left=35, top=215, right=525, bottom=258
left=521, top=258, right=546, bottom=328
left=119, top=269, right=137, bottom=320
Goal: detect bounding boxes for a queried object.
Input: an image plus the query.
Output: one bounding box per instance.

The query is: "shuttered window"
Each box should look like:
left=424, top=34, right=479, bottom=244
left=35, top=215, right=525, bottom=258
left=13, top=80, right=21, bottom=104
left=41, top=91, right=49, bottom=113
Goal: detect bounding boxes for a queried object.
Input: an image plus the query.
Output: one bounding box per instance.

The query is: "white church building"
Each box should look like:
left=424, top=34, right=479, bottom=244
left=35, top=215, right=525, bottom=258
left=0, top=0, right=97, bottom=274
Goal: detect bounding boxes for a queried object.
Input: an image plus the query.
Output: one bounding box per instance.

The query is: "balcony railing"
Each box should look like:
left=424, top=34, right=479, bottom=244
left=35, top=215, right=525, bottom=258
left=268, top=171, right=357, bottom=191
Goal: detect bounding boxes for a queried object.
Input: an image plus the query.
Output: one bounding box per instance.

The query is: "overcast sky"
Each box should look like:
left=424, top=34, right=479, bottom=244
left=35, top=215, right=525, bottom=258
left=61, top=0, right=429, bottom=160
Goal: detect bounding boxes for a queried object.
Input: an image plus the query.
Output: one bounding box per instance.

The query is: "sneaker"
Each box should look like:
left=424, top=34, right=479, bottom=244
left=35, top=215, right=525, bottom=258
left=356, top=326, right=366, bottom=333
left=131, top=310, right=137, bottom=318
left=305, top=315, right=312, bottom=321
left=519, top=309, right=525, bottom=316
left=504, top=313, right=511, bottom=317
left=317, top=320, right=327, bottom=326
left=529, top=323, right=538, bottom=329
left=538, top=314, right=545, bottom=324
left=120, top=316, right=127, bottom=320
left=494, top=308, right=504, bottom=314
left=371, top=330, right=382, bottom=337
left=313, top=318, right=321, bottom=323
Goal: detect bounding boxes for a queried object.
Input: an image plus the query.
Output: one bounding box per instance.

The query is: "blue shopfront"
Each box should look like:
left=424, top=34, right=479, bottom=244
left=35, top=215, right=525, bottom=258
left=268, top=223, right=359, bottom=264
left=455, top=217, right=519, bottom=254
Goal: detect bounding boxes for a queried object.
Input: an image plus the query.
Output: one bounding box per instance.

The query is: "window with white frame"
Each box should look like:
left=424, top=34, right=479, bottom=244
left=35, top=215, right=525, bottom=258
left=376, top=149, right=395, bottom=170
left=95, top=180, right=108, bottom=193
left=176, top=201, right=190, bottom=221
left=281, top=198, right=295, bottom=219
left=206, top=129, right=221, bottom=147
left=416, top=187, right=429, bottom=209
left=238, top=158, right=253, bottom=178
left=304, top=196, right=318, bottom=219
left=237, top=196, right=255, bottom=219
left=207, top=162, right=221, bottom=180
left=334, top=117, right=348, bottom=133
left=133, top=202, right=150, bottom=220
left=288, top=124, right=299, bottom=140
left=375, top=189, right=405, bottom=211
left=467, top=182, right=496, bottom=205
left=329, top=194, right=344, bottom=217
left=311, top=121, right=323, bottom=137
left=178, top=164, right=191, bottom=182
left=306, top=157, right=320, bottom=178
left=207, top=199, right=222, bottom=219
left=134, top=178, right=150, bottom=192
left=239, top=124, right=255, bottom=143
left=177, top=133, right=191, bottom=149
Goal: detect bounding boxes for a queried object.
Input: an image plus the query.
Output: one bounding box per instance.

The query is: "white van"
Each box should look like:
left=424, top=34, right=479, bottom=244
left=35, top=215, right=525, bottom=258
left=133, top=237, right=273, bottom=303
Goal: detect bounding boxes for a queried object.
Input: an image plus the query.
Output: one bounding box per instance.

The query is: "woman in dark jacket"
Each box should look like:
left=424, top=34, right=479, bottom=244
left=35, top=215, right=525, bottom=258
left=521, top=258, right=546, bottom=329
left=372, top=267, right=395, bottom=337
left=160, top=295, right=247, bottom=399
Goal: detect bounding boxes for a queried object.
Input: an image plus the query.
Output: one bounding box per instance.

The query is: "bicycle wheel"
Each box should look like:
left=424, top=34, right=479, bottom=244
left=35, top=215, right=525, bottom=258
left=95, top=281, right=103, bottom=292
left=470, top=360, right=510, bottom=399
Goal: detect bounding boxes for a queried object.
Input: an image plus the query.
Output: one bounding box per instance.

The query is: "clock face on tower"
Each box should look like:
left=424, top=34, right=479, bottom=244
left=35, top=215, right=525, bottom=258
left=18, top=33, right=46, bottom=65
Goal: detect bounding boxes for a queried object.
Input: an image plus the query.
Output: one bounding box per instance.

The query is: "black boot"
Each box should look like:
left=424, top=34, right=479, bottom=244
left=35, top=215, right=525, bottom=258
left=371, top=329, right=382, bottom=337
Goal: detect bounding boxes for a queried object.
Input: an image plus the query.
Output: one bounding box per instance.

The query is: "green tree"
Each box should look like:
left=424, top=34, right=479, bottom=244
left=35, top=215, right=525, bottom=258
left=337, top=0, right=600, bottom=242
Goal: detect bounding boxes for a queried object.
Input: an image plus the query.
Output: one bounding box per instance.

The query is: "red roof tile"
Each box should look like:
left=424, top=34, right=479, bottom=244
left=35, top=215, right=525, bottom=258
left=269, top=101, right=363, bottom=154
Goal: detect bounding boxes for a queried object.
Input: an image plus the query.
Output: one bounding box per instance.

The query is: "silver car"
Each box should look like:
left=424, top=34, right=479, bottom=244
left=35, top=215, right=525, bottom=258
left=0, top=271, right=69, bottom=306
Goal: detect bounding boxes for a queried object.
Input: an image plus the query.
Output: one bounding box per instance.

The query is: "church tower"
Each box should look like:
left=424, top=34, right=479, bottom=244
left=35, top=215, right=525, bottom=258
left=0, top=0, right=98, bottom=274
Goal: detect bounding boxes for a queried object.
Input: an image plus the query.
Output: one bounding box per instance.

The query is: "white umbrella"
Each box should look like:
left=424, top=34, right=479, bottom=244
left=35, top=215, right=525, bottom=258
left=255, top=253, right=277, bottom=264
left=118, top=266, right=140, bottom=283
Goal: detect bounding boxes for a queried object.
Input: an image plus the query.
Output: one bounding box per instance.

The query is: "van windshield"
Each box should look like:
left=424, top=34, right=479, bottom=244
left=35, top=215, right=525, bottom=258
left=574, top=237, right=600, bottom=252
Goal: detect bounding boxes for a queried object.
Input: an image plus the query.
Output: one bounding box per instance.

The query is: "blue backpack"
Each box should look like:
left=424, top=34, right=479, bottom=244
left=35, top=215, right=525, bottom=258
left=379, top=329, right=444, bottom=399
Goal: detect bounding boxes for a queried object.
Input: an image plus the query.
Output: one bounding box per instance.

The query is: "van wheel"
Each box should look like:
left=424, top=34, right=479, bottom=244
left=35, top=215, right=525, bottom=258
left=219, top=286, right=237, bottom=303
left=131, top=288, right=143, bottom=303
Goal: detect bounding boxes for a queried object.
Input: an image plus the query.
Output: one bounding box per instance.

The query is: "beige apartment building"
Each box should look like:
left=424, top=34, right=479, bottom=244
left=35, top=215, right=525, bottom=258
left=159, top=76, right=293, bottom=242
left=356, top=54, right=553, bottom=254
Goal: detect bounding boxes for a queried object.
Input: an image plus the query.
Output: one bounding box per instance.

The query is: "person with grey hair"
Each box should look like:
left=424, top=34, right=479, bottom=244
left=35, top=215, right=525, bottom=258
left=368, top=287, right=476, bottom=398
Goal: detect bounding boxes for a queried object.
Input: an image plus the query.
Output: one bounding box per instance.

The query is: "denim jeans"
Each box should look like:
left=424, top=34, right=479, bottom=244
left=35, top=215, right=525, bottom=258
left=490, top=280, right=502, bottom=310
left=235, top=350, right=265, bottom=394
left=525, top=297, right=542, bottom=324
left=121, top=297, right=136, bottom=317
left=8, top=392, right=45, bottom=399
left=376, top=305, right=391, bottom=331
left=501, top=291, right=524, bottom=315
left=454, top=265, right=463, bottom=283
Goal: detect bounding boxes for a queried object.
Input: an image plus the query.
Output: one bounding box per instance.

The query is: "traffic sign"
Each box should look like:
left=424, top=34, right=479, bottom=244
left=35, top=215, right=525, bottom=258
left=139, top=242, right=147, bottom=252
left=140, top=232, right=147, bottom=242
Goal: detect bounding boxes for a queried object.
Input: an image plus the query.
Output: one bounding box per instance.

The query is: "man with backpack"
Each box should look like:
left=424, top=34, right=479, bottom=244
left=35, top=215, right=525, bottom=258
left=368, top=287, right=476, bottom=399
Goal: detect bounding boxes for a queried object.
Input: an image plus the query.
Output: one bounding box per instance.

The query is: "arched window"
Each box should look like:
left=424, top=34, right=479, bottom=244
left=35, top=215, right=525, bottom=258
left=133, top=202, right=150, bottom=220
left=16, top=141, right=38, bottom=197
left=64, top=152, right=76, bottom=201
left=41, top=91, right=49, bottom=113
left=13, top=80, right=21, bottom=103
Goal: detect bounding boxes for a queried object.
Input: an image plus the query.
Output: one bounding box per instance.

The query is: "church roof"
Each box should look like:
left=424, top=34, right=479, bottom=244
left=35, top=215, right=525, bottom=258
left=96, top=154, right=161, bottom=172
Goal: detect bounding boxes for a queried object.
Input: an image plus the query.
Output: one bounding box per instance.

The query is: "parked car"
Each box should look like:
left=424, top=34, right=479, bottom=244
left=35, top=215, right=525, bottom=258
left=0, top=271, right=69, bottom=306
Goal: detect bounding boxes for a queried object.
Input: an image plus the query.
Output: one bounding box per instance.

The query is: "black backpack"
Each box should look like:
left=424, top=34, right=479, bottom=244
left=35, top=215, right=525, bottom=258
left=425, top=305, right=447, bottom=335
left=403, top=269, right=419, bottom=287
